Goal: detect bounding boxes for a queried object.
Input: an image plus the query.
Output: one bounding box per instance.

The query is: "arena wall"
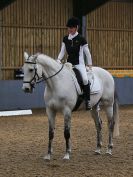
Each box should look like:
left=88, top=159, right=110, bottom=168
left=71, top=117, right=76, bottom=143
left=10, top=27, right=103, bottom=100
left=0, top=0, right=73, bottom=80
left=0, top=78, right=133, bottom=111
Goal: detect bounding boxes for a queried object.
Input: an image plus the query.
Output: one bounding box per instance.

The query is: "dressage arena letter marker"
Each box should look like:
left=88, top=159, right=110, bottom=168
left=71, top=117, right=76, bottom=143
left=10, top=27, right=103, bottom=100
left=0, top=110, right=32, bottom=117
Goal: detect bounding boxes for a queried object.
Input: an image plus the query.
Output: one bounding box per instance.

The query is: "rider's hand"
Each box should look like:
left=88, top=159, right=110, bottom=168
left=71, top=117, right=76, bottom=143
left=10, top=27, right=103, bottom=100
left=87, top=65, right=92, bottom=70
left=56, top=59, right=61, bottom=64
left=86, top=65, right=92, bottom=72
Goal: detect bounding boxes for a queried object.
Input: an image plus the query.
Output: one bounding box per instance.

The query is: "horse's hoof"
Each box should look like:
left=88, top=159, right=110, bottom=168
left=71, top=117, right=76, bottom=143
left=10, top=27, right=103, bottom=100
left=44, top=154, right=51, bottom=161
left=94, top=149, right=101, bottom=155
left=106, top=149, right=112, bottom=155
left=63, top=153, right=70, bottom=160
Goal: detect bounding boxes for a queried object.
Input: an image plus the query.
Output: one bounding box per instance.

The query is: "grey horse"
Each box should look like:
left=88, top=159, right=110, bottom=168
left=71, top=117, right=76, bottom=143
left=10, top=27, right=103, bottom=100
left=22, top=52, right=119, bottom=160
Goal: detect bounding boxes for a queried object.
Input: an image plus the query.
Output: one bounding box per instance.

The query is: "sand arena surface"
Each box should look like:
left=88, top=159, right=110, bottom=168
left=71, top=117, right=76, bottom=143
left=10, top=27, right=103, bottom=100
left=0, top=106, right=132, bottom=177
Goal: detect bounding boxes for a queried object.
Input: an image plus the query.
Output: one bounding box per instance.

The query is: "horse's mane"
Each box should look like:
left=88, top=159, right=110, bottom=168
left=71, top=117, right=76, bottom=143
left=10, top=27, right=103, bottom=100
left=37, top=54, right=59, bottom=68
left=37, top=54, right=55, bottom=62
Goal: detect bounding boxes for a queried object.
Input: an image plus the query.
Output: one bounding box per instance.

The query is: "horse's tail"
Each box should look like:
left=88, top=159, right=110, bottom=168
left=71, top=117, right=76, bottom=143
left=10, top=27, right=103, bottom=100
left=113, top=89, right=119, bottom=137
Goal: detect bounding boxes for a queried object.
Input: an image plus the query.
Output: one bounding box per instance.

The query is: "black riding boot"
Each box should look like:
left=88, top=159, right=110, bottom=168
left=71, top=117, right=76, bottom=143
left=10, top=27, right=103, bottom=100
left=83, top=83, right=91, bottom=110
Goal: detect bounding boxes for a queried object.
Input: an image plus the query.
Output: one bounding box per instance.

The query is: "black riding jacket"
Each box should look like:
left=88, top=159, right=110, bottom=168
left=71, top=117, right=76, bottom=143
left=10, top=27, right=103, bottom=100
left=63, top=34, right=87, bottom=65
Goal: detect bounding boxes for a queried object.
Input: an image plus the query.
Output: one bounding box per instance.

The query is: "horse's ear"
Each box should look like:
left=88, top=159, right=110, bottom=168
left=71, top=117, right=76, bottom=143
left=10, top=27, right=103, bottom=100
left=24, top=52, right=29, bottom=60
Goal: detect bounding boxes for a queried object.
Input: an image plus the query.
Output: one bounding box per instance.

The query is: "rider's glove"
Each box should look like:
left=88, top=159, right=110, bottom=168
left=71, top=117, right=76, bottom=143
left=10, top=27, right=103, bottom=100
left=86, top=65, right=92, bottom=72
left=56, top=59, right=61, bottom=64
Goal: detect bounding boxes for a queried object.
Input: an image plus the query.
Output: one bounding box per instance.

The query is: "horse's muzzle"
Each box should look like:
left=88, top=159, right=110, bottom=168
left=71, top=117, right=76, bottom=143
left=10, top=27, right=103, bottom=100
left=22, top=86, right=33, bottom=93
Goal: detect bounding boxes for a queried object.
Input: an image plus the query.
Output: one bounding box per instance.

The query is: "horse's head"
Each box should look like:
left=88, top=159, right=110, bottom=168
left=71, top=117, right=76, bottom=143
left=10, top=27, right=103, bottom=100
left=22, top=52, right=40, bottom=93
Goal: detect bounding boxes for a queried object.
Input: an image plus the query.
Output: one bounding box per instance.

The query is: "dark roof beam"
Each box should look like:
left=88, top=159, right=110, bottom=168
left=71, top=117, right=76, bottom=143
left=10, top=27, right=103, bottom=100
left=0, top=0, right=16, bottom=10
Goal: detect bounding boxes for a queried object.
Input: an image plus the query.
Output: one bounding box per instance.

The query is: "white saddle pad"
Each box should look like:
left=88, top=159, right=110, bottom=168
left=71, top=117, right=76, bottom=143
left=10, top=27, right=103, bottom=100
left=65, top=63, right=101, bottom=95
left=70, top=70, right=101, bottom=95
left=87, top=71, right=101, bottom=95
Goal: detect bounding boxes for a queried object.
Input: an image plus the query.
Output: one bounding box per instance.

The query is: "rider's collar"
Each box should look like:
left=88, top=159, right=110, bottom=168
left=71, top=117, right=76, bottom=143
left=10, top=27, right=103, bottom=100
left=68, top=32, right=78, bottom=40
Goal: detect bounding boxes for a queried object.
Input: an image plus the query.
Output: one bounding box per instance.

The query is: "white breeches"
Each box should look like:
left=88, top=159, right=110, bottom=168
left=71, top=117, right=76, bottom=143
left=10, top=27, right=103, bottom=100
left=74, top=64, right=88, bottom=85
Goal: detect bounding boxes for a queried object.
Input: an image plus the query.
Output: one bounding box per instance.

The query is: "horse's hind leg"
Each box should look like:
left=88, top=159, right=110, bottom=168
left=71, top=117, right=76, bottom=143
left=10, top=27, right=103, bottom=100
left=91, top=104, right=102, bottom=154
left=105, top=105, right=114, bottom=155
left=63, top=107, right=72, bottom=160
left=44, top=107, right=56, bottom=160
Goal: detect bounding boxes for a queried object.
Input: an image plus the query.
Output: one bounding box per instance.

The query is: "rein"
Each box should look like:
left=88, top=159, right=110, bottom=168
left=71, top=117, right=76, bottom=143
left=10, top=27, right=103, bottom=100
left=42, top=64, right=64, bottom=81
left=23, top=61, right=64, bottom=85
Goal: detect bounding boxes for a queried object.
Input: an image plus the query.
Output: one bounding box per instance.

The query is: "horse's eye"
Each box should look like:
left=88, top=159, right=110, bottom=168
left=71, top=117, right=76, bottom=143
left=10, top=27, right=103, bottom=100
left=29, top=68, right=33, bottom=72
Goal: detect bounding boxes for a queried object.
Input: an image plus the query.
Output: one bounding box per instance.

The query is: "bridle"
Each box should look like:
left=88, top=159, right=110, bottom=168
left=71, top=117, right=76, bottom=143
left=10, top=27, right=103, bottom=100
left=23, top=60, right=64, bottom=87
left=23, top=61, right=40, bottom=88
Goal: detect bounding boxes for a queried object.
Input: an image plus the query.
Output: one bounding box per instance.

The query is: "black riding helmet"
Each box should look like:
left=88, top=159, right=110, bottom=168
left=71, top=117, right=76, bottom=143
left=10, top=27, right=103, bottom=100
left=66, top=17, right=80, bottom=28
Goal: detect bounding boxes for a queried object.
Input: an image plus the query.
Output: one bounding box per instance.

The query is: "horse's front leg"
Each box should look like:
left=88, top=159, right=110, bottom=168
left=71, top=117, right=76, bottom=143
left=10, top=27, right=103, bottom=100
left=44, top=107, right=56, bottom=160
left=91, top=105, right=102, bottom=154
left=63, top=107, right=71, bottom=160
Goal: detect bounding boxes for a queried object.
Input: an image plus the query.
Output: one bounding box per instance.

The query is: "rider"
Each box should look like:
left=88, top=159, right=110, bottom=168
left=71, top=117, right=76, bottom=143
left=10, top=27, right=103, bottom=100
left=57, top=17, right=93, bottom=110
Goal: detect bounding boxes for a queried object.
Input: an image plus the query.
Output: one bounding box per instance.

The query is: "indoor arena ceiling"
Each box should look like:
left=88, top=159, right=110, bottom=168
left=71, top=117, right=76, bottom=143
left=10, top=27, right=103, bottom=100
left=0, top=0, right=110, bottom=14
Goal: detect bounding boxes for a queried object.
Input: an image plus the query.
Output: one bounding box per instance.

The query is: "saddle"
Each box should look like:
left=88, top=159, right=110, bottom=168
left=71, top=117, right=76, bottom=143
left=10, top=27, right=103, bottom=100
left=64, top=63, right=101, bottom=111
left=72, top=68, right=101, bottom=95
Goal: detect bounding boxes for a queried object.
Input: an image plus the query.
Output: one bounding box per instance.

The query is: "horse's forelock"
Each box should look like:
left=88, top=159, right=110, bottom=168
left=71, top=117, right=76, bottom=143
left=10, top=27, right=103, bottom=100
left=26, top=54, right=37, bottom=63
